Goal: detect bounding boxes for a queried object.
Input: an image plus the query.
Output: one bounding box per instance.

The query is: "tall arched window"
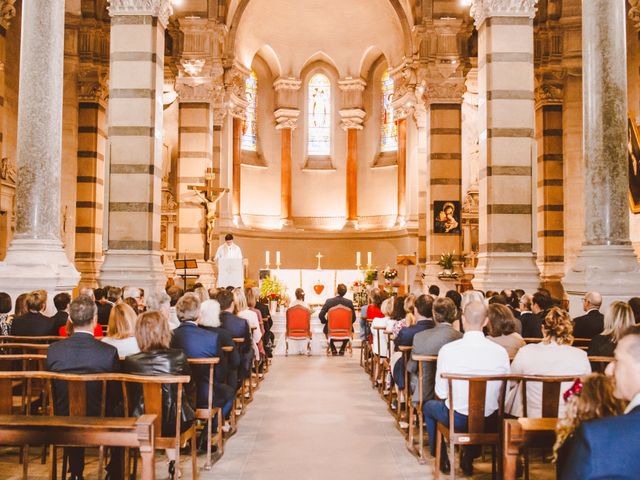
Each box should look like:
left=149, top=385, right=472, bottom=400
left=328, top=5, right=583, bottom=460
left=380, top=69, right=397, bottom=152
left=307, top=73, right=331, bottom=155
left=241, top=70, right=258, bottom=151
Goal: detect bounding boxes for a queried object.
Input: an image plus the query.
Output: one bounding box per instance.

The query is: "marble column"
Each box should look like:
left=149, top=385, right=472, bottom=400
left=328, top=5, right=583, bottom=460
left=0, top=0, right=80, bottom=299
left=396, top=118, right=407, bottom=226
left=535, top=84, right=565, bottom=291
left=175, top=78, right=216, bottom=286
left=564, top=0, right=640, bottom=315
left=274, top=110, right=299, bottom=227
left=231, top=116, right=242, bottom=224
left=74, top=76, right=108, bottom=288
left=0, top=1, right=15, bottom=170
left=414, top=106, right=428, bottom=265
left=99, top=0, right=173, bottom=290
left=470, top=0, right=540, bottom=291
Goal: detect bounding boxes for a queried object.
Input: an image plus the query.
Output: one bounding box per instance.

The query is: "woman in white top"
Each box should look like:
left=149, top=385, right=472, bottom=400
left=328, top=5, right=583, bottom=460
left=507, top=307, right=591, bottom=418
left=289, top=288, right=311, bottom=310
left=101, top=303, right=140, bottom=357
left=233, top=287, right=262, bottom=359
left=371, top=296, right=396, bottom=358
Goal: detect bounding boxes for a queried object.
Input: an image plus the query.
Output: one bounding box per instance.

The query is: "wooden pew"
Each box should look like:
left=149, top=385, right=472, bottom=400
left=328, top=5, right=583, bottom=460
left=0, top=414, right=157, bottom=480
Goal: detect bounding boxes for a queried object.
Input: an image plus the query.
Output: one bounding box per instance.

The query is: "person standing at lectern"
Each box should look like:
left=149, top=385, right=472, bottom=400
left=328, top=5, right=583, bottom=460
left=215, top=233, right=243, bottom=260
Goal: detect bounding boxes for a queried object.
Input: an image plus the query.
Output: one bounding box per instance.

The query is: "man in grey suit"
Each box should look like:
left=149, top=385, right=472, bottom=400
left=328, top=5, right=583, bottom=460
left=408, top=297, right=462, bottom=404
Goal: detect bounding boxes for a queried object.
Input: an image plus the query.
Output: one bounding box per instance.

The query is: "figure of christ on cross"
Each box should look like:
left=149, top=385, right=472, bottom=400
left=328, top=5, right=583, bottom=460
left=188, top=168, right=229, bottom=260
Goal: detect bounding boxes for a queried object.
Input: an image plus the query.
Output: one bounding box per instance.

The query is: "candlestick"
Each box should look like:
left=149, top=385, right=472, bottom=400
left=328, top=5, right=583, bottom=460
left=276, top=251, right=281, bottom=267
left=265, top=251, right=270, bottom=267
left=367, top=251, right=372, bottom=267
left=356, top=251, right=361, bottom=268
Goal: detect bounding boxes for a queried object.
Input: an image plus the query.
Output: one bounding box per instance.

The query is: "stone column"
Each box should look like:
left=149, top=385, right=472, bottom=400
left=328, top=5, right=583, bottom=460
left=535, top=82, right=565, bottom=291
left=274, top=78, right=301, bottom=228
left=0, top=1, right=15, bottom=167
left=470, top=0, right=540, bottom=291
left=74, top=73, right=108, bottom=287
left=99, top=0, right=173, bottom=290
left=397, top=118, right=407, bottom=226
left=414, top=105, right=428, bottom=266
left=564, top=0, right=640, bottom=314
left=231, top=115, right=242, bottom=224
left=0, top=0, right=80, bottom=298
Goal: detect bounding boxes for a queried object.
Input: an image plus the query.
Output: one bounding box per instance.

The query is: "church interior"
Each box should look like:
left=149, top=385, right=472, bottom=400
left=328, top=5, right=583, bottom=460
left=1, top=0, right=640, bottom=478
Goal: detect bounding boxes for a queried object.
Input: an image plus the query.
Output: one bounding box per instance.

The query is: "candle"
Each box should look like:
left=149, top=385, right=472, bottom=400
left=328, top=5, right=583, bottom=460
left=367, top=251, right=372, bottom=266
left=265, top=251, right=270, bottom=266
left=276, top=251, right=281, bottom=265
left=356, top=251, right=361, bottom=266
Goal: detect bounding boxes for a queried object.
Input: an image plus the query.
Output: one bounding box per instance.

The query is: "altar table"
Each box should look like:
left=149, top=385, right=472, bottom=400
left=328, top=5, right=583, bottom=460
left=268, top=269, right=364, bottom=305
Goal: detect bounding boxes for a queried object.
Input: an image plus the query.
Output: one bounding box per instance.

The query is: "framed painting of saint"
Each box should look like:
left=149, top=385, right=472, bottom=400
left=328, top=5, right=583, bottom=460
left=434, top=201, right=461, bottom=234
left=629, top=117, right=640, bottom=213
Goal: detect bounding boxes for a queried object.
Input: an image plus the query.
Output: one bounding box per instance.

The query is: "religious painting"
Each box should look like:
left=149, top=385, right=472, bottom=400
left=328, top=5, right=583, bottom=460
left=434, top=201, right=461, bottom=234
left=241, top=70, right=258, bottom=151
left=629, top=117, right=640, bottom=213
left=308, top=73, right=331, bottom=155
left=380, top=69, right=398, bottom=152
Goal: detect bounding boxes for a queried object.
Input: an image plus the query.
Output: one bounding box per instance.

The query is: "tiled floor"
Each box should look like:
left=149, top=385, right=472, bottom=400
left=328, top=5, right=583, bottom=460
left=0, top=354, right=556, bottom=479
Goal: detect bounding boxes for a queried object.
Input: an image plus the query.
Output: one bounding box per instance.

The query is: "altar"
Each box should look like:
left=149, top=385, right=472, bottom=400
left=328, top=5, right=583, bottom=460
left=267, top=268, right=365, bottom=305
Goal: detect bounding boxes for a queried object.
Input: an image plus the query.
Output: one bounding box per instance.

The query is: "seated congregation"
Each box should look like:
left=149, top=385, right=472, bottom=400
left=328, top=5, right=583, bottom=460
left=0, top=284, right=274, bottom=480
left=357, top=287, right=640, bottom=479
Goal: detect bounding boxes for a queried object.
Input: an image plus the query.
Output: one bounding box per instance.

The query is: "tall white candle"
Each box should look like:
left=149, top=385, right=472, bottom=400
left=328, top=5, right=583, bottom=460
left=276, top=251, right=281, bottom=265
left=356, top=251, right=361, bottom=266
left=367, top=251, right=372, bottom=266
left=265, top=251, right=270, bottom=266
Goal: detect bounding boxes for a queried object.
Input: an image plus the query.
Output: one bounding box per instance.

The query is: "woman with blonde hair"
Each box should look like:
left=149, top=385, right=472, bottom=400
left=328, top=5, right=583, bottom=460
left=403, top=294, right=416, bottom=327
left=507, top=307, right=591, bottom=417
left=554, top=374, right=625, bottom=476
left=101, top=303, right=140, bottom=357
left=233, top=287, right=261, bottom=359
left=588, top=301, right=635, bottom=362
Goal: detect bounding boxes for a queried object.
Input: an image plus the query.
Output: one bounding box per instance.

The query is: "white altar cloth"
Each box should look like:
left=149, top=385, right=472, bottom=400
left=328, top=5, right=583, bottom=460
left=268, top=268, right=364, bottom=305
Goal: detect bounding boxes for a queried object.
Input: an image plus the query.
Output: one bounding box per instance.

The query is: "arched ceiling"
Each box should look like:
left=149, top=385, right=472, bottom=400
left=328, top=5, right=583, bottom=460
left=230, top=0, right=411, bottom=77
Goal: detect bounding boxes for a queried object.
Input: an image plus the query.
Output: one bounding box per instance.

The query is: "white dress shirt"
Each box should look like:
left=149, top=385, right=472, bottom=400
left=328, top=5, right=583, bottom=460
left=371, top=316, right=395, bottom=357
left=289, top=300, right=310, bottom=310
left=506, top=340, right=591, bottom=418
left=102, top=336, right=140, bottom=357
left=625, top=392, right=640, bottom=414
left=435, top=331, right=511, bottom=416
left=215, top=242, right=243, bottom=260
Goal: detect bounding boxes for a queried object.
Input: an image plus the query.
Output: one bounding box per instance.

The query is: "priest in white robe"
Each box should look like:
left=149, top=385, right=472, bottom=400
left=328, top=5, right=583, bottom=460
left=215, top=233, right=243, bottom=261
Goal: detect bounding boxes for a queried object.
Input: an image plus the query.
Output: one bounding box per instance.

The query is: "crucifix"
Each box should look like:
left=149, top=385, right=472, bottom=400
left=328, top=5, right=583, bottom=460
left=188, top=168, right=229, bottom=260
left=315, top=252, right=324, bottom=271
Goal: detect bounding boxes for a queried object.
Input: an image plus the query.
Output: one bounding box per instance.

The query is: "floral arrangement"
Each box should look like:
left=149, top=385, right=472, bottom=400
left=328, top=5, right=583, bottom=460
left=351, top=280, right=365, bottom=291
left=260, top=275, right=286, bottom=303
left=438, top=251, right=455, bottom=270
left=364, top=269, right=378, bottom=285
left=382, top=266, right=398, bottom=281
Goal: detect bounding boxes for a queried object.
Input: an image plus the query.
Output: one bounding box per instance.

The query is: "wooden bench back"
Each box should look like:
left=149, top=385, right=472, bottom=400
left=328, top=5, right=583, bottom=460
left=187, top=357, right=220, bottom=413
left=0, top=343, right=49, bottom=354
left=0, top=353, right=47, bottom=372
left=441, top=373, right=510, bottom=434
left=520, top=374, right=580, bottom=417
left=0, top=336, right=63, bottom=344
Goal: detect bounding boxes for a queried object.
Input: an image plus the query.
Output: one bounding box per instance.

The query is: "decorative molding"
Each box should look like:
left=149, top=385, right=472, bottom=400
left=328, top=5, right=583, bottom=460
left=175, top=77, right=222, bottom=104
left=470, top=0, right=538, bottom=28
left=273, top=77, right=302, bottom=91
left=0, top=0, right=16, bottom=30
left=274, top=108, right=300, bottom=130
left=630, top=0, right=640, bottom=32
left=338, top=77, right=367, bottom=111
left=534, top=80, right=564, bottom=107
left=424, top=79, right=466, bottom=104
left=224, top=63, right=250, bottom=119
left=391, top=61, right=418, bottom=120
left=273, top=77, right=302, bottom=110
left=78, top=69, right=109, bottom=103
left=108, top=0, right=173, bottom=27
left=339, top=108, right=366, bottom=130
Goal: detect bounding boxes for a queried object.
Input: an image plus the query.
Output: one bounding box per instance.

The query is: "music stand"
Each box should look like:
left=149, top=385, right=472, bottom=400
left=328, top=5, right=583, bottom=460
left=174, top=258, right=199, bottom=291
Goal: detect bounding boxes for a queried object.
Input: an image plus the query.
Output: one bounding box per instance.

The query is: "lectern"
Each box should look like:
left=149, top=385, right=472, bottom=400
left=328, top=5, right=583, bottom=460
left=217, top=258, right=244, bottom=288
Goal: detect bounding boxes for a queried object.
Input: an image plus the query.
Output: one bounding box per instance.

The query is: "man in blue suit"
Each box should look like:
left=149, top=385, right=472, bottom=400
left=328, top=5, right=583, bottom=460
left=561, top=327, right=640, bottom=479
left=170, top=293, right=235, bottom=449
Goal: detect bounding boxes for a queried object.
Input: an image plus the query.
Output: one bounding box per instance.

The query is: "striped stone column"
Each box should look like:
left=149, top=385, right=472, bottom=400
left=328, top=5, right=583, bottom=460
left=74, top=85, right=107, bottom=287
left=534, top=87, right=564, bottom=288
left=424, top=101, right=463, bottom=282
left=99, top=0, right=173, bottom=290
left=396, top=118, right=407, bottom=226
left=470, top=0, right=540, bottom=291
left=414, top=106, right=428, bottom=265
left=231, top=116, right=242, bottom=224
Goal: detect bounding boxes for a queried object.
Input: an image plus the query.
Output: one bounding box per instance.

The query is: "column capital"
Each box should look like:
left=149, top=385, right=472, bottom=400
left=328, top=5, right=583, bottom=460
left=0, top=0, right=16, bottom=30
left=390, top=62, right=418, bottom=120
left=273, top=77, right=302, bottom=92
left=108, top=0, right=173, bottom=28
left=175, top=76, right=224, bottom=104
left=224, top=62, right=250, bottom=119
left=273, top=77, right=302, bottom=111
left=470, top=0, right=538, bottom=28
left=78, top=68, right=109, bottom=103
left=422, top=77, right=466, bottom=105
left=534, top=76, right=565, bottom=107
left=274, top=108, right=300, bottom=130
left=338, top=77, right=367, bottom=112
left=339, top=108, right=366, bottom=130
left=629, top=0, right=640, bottom=32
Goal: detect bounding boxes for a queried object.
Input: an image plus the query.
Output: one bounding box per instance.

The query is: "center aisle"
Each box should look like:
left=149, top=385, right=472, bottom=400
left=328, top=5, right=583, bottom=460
left=211, top=355, right=433, bottom=480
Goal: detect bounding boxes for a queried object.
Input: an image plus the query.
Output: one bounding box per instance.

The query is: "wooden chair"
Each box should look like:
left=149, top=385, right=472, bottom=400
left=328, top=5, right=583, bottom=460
left=518, top=374, right=580, bottom=480
left=326, top=305, right=354, bottom=356
left=123, top=373, right=197, bottom=480
left=232, top=337, right=250, bottom=408
left=220, top=345, right=238, bottom=431
left=588, top=355, right=614, bottom=373
left=0, top=343, right=49, bottom=355
left=285, top=305, right=312, bottom=356
left=396, top=345, right=413, bottom=431
left=407, top=353, right=437, bottom=463
left=383, top=330, right=396, bottom=409
left=435, top=373, right=511, bottom=480
left=187, top=357, right=222, bottom=470
left=372, top=325, right=388, bottom=390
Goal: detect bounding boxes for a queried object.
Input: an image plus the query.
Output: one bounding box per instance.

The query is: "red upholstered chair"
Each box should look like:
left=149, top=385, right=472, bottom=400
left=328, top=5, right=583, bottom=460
left=285, top=305, right=312, bottom=356
left=326, top=305, right=353, bottom=356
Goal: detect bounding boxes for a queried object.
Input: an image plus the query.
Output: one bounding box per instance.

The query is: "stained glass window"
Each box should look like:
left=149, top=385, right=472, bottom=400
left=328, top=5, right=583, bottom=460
left=241, top=70, right=258, bottom=151
left=307, top=73, right=331, bottom=156
left=380, top=70, right=398, bottom=152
